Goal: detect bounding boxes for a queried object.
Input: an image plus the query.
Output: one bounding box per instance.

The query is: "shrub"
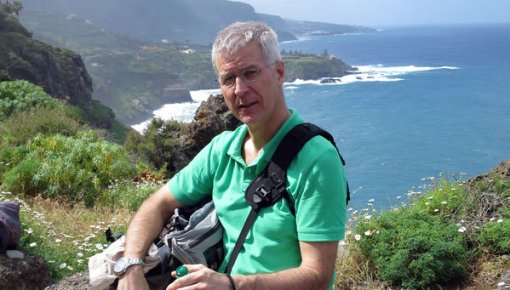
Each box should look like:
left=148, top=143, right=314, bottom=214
left=1, top=131, right=140, bottom=206
left=355, top=209, right=469, bottom=289
left=479, top=219, right=510, bottom=254
left=0, top=80, right=58, bottom=119
left=0, top=106, right=86, bottom=146
left=125, top=118, right=186, bottom=171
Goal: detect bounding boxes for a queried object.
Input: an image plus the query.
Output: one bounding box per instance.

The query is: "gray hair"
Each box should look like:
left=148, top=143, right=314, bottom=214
left=211, top=21, right=282, bottom=73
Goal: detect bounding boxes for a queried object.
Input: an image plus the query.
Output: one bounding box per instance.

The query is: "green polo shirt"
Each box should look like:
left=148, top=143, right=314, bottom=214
left=168, top=109, right=347, bottom=280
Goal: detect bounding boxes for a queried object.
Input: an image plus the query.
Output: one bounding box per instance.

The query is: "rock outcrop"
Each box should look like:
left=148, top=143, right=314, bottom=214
left=0, top=8, right=116, bottom=129
left=0, top=250, right=52, bottom=290
left=170, top=94, right=241, bottom=171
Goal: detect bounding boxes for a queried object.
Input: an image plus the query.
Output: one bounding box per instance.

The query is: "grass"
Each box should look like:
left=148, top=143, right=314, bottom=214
left=0, top=178, right=162, bottom=281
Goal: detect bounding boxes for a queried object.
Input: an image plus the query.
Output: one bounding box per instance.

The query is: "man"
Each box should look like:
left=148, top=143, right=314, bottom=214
left=117, top=21, right=347, bottom=290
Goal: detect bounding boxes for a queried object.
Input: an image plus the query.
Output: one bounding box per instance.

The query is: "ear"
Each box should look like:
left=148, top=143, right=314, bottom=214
left=275, top=60, right=285, bottom=85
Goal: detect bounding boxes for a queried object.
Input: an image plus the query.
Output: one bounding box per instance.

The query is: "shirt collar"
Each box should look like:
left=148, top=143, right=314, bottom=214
left=226, top=109, right=304, bottom=171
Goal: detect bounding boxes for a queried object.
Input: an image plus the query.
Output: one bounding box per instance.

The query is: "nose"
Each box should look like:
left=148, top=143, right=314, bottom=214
left=234, top=75, right=249, bottom=96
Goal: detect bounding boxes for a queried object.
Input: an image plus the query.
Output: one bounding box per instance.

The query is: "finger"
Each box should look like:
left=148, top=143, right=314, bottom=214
left=181, top=263, right=207, bottom=273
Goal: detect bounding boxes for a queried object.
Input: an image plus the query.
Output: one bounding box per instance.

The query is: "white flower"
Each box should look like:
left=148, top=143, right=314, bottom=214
left=364, top=215, right=372, bottom=220
left=441, top=201, right=448, bottom=205
left=55, top=239, right=62, bottom=243
left=434, top=209, right=439, bottom=212
left=59, top=263, right=67, bottom=269
left=29, top=242, right=37, bottom=248
left=25, top=228, right=34, bottom=235
left=458, top=227, right=467, bottom=233
left=497, top=219, right=504, bottom=223
left=354, top=234, right=361, bottom=241
left=95, top=244, right=104, bottom=250
left=364, top=230, right=372, bottom=236
left=77, top=252, right=84, bottom=257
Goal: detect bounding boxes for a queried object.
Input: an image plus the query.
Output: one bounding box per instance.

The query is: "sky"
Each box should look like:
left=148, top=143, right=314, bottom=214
left=239, top=0, right=510, bottom=27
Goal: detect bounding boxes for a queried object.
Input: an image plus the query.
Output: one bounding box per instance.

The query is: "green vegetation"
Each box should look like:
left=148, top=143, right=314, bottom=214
left=0, top=80, right=58, bottom=119
left=125, top=118, right=187, bottom=171
left=335, top=173, right=510, bottom=289
left=0, top=78, right=164, bottom=281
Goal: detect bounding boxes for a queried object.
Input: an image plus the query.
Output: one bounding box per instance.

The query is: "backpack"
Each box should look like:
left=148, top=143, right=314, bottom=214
left=98, top=122, right=349, bottom=289
left=0, top=201, right=20, bottom=253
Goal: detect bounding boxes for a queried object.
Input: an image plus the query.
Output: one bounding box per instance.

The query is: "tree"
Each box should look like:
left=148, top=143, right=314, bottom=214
left=0, top=0, right=22, bottom=16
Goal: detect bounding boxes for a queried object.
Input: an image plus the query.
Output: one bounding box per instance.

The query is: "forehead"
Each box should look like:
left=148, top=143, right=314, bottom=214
left=216, top=42, right=266, bottom=73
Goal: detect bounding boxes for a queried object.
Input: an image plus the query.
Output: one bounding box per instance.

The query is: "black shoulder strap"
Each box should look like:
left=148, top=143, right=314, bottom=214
left=224, top=123, right=349, bottom=274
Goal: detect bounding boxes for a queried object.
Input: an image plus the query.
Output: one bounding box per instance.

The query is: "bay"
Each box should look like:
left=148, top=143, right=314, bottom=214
left=134, top=24, right=510, bottom=212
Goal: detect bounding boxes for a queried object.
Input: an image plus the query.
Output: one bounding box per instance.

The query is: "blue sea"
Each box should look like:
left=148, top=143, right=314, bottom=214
left=135, top=24, right=510, bottom=212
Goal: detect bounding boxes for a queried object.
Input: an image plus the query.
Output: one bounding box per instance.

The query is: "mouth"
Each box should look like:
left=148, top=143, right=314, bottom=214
left=238, top=101, right=257, bottom=110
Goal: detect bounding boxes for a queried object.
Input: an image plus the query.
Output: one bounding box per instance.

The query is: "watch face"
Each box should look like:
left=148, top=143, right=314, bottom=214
left=114, top=259, right=126, bottom=274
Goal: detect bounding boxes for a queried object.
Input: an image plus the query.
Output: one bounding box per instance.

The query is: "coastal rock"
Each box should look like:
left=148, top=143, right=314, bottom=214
left=469, top=160, right=510, bottom=183
left=495, top=160, right=510, bottom=178
left=0, top=251, right=52, bottom=290
left=171, top=94, right=241, bottom=171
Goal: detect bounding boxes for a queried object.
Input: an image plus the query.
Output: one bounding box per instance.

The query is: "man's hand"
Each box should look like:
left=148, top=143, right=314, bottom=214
left=166, top=264, right=233, bottom=290
left=116, top=265, right=150, bottom=290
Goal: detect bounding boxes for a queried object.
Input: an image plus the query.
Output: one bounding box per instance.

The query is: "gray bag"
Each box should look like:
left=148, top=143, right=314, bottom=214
left=106, top=198, right=224, bottom=290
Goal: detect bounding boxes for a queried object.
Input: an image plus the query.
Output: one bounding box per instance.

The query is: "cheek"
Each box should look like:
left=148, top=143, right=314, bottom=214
left=222, top=93, right=236, bottom=110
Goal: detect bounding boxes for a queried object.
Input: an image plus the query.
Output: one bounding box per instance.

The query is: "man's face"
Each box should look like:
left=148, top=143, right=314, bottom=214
left=215, top=42, right=285, bottom=128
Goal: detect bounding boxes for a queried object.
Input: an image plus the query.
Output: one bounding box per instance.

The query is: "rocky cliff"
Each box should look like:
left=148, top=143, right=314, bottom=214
left=0, top=7, right=117, bottom=128
left=1, top=9, right=92, bottom=106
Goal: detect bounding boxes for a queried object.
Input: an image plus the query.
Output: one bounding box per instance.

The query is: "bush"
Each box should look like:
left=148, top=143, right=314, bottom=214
left=125, top=118, right=186, bottom=171
left=0, top=105, right=86, bottom=146
left=355, top=209, right=469, bottom=289
left=479, top=219, right=510, bottom=254
left=1, top=131, right=140, bottom=206
left=0, top=80, right=58, bottom=119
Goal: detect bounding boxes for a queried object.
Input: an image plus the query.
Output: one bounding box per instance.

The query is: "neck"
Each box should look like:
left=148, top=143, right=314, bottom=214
left=247, top=109, right=291, bottom=151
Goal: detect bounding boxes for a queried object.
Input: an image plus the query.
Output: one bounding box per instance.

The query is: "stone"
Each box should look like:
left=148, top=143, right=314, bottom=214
left=0, top=251, right=52, bottom=290
left=5, top=249, right=24, bottom=259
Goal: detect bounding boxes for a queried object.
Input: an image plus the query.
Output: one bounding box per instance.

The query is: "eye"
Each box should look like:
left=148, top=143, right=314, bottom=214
left=220, top=74, right=235, bottom=86
left=242, top=69, right=260, bottom=81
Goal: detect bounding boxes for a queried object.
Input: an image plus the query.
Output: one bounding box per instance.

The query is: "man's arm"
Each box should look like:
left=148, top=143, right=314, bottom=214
left=166, top=240, right=339, bottom=290
left=117, top=184, right=184, bottom=290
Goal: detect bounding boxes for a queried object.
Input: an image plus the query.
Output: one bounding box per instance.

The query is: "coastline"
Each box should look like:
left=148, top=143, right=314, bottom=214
left=131, top=64, right=459, bottom=133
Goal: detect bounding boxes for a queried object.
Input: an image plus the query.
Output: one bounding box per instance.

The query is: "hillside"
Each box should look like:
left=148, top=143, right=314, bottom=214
left=17, top=9, right=355, bottom=125
left=18, top=0, right=375, bottom=45
left=0, top=6, right=130, bottom=140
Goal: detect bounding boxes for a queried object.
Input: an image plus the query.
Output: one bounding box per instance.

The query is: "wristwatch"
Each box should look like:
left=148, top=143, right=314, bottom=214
left=113, top=257, right=145, bottom=276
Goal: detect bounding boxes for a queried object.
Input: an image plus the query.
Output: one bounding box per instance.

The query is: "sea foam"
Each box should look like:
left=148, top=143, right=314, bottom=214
left=131, top=89, right=220, bottom=133
left=132, top=64, right=459, bottom=133
left=285, top=64, right=460, bottom=87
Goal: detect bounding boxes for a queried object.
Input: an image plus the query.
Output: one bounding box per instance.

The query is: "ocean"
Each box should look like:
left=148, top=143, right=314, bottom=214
left=133, top=24, right=510, bottom=212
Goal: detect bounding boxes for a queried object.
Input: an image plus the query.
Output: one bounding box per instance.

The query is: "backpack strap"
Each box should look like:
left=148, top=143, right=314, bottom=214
left=224, top=123, right=349, bottom=274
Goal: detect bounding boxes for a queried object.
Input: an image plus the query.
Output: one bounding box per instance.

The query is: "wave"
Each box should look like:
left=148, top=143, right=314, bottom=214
left=284, top=64, right=460, bottom=87
left=132, top=64, right=460, bottom=132
left=131, top=89, right=220, bottom=133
